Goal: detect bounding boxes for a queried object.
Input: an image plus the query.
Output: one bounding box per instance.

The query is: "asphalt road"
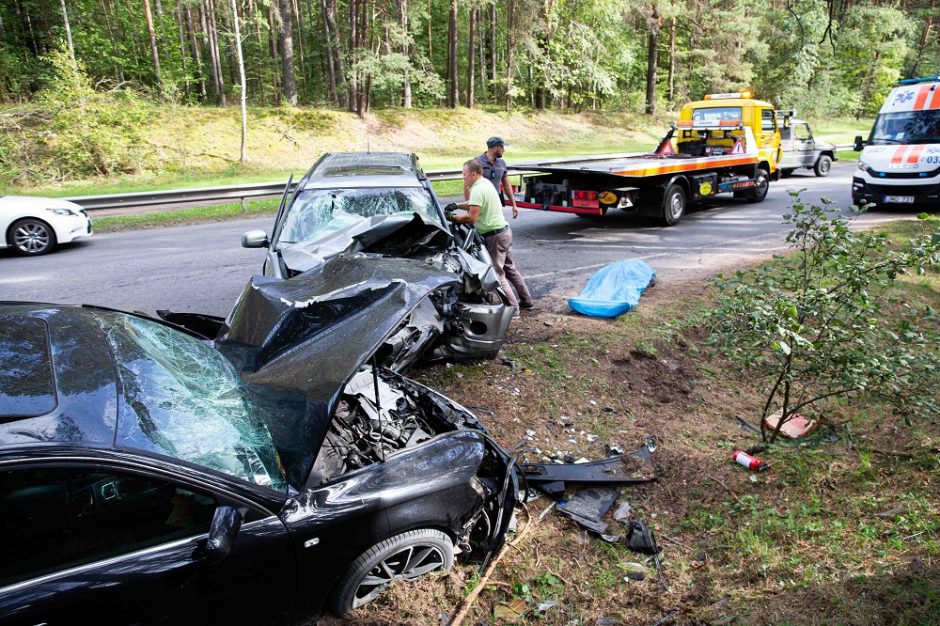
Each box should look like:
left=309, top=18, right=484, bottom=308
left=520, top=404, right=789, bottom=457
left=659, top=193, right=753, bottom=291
left=0, top=164, right=919, bottom=317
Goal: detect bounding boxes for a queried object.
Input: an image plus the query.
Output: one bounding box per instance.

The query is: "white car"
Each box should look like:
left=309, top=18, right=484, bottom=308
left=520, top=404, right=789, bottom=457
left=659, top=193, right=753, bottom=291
left=1, top=195, right=93, bottom=255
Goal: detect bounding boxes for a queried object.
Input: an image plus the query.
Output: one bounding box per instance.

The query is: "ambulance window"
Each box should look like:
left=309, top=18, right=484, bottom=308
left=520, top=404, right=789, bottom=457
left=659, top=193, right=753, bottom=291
left=761, top=109, right=776, bottom=132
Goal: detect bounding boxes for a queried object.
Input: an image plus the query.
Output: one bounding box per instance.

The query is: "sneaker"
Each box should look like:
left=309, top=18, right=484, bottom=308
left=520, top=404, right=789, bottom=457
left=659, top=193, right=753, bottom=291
left=519, top=301, right=535, bottom=310
left=512, top=307, right=521, bottom=319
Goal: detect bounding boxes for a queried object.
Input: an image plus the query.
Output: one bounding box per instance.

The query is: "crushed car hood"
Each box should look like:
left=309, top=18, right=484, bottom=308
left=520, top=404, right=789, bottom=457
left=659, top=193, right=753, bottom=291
left=279, top=212, right=453, bottom=275
left=216, top=254, right=459, bottom=489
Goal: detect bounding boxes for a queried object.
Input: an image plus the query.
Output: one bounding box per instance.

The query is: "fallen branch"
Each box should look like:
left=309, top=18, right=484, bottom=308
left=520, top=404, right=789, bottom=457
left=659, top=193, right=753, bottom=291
left=449, top=501, right=544, bottom=626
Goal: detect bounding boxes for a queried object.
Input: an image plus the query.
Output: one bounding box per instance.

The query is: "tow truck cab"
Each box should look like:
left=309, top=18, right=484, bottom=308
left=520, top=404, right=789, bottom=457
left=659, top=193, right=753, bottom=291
left=852, top=76, right=940, bottom=208
left=677, top=91, right=782, bottom=177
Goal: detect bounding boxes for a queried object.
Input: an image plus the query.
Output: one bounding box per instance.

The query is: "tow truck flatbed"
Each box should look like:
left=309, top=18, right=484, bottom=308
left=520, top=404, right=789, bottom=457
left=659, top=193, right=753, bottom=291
left=505, top=102, right=780, bottom=225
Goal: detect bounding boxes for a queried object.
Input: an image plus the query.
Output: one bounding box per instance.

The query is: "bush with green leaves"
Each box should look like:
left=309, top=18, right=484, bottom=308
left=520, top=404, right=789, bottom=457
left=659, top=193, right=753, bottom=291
left=708, top=193, right=940, bottom=443
left=36, top=47, right=151, bottom=179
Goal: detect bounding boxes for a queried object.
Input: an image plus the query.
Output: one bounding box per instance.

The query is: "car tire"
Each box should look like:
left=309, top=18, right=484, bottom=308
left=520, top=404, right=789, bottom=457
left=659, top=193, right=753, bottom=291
left=330, top=529, right=455, bottom=616
left=780, top=168, right=794, bottom=178
left=660, top=184, right=686, bottom=226
left=746, top=169, right=770, bottom=203
left=814, top=155, right=832, bottom=177
left=9, top=218, right=57, bottom=255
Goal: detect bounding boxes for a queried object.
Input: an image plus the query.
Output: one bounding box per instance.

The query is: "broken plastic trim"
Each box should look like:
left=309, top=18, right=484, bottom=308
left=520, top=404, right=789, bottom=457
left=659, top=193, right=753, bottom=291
left=520, top=444, right=656, bottom=487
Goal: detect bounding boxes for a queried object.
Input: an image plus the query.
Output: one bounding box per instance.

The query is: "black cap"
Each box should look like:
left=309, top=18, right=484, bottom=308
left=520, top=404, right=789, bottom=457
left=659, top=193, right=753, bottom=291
left=486, top=136, right=506, bottom=148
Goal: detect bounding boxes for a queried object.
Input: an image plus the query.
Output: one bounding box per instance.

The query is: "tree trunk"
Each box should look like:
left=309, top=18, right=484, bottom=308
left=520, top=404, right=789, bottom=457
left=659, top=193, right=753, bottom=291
left=205, top=0, right=227, bottom=104
left=398, top=0, right=411, bottom=107
left=447, top=0, right=457, bottom=108
left=291, top=0, right=306, bottom=94
left=101, top=0, right=124, bottom=82
left=175, top=4, right=189, bottom=98
left=231, top=0, right=248, bottom=162
left=667, top=16, right=675, bottom=106
left=267, top=4, right=281, bottom=104
left=644, top=6, right=660, bottom=115
left=143, top=0, right=163, bottom=97
left=278, top=0, right=298, bottom=105
left=321, top=0, right=338, bottom=104
left=505, top=0, right=514, bottom=110
left=349, top=0, right=359, bottom=114
left=908, top=2, right=935, bottom=77
left=59, top=0, right=76, bottom=65
left=488, top=4, right=496, bottom=102
left=466, top=5, right=476, bottom=108
left=427, top=0, right=432, bottom=62
left=185, top=5, right=206, bottom=99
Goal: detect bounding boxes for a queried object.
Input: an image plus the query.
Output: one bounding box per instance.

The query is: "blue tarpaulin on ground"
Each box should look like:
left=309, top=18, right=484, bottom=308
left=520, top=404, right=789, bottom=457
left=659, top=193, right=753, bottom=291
left=568, top=259, right=656, bottom=318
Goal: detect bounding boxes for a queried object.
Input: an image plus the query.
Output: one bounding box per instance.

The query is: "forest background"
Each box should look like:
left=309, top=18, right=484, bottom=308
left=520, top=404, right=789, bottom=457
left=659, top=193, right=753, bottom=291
left=0, top=0, right=936, bottom=187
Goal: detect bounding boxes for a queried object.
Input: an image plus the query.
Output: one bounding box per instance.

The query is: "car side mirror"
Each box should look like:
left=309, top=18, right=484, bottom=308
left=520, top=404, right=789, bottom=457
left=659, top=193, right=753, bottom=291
left=204, top=506, right=242, bottom=563
left=242, top=230, right=270, bottom=248
left=853, top=135, right=865, bottom=152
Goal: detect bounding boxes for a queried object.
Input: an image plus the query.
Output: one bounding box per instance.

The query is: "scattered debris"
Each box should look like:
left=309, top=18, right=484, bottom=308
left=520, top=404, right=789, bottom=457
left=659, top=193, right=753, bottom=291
left=876, top=507, right=909, bottom=518
left=613, top=501, right=632, bottom=522
left=625, top=520, right=661, bottom=555
left=732, top=449, right=769, bottom=472
left=521, top=442, right=657, bottom=489
left=764, top=411, right=817, bottom=438
left=595, top=617, right=621, bottom=626
left=493, top=598, right=526, bottom=621
left=735, top=416, right=761, bottom=435
left=623, top=562, right=648, bottom=581
left=536, top=600, right=559, bottom=613
left=558, top=487, right=618, bottom=536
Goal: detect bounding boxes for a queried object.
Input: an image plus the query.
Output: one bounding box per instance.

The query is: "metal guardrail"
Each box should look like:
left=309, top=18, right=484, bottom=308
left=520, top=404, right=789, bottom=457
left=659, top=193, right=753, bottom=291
left=65, top=147, right=852, bottom=212
left=64, top=153, right=644, bottom=212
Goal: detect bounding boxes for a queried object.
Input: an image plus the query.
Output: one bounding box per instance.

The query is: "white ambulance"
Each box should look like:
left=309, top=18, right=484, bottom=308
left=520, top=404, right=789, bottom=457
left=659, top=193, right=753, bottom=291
left=852, top=76, right=940, bottom=208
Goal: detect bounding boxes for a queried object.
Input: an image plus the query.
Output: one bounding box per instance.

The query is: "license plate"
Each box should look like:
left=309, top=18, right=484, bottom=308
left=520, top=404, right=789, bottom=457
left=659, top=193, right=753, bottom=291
left=884, top=195, right=915, bottom=204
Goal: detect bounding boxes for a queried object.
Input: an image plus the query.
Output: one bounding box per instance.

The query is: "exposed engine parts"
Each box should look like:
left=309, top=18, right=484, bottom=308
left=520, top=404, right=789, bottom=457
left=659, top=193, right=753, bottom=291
left=310, top=365, right=479, bottom=486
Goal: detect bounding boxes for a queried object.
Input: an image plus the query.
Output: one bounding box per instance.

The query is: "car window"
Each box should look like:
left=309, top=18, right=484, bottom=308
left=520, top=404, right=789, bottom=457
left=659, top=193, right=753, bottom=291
left=692, top=107, right=742, bottom=124
left=278, top=187, right=442, bottom=245
left=95, top=313, right=289, bottom=492
left=0, top=315, right=56, bottom=418
left=761, top=109, right=777, bottom=132
left=872, top=110, right=940, bottom=144
left=0, top=467, right=217, bottom=587
left=793, top=124, right=811, bottom=140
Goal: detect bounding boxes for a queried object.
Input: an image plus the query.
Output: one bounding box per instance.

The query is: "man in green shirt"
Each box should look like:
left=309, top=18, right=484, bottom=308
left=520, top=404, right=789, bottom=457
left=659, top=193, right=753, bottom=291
left=447, top=159, right=534, bottom=315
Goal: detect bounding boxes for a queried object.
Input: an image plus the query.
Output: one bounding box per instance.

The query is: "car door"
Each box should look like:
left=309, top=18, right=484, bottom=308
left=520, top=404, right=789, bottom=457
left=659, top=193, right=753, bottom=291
left=792, top=123, right=814, bottom=167
left=0, top=463, right=295, bottom=626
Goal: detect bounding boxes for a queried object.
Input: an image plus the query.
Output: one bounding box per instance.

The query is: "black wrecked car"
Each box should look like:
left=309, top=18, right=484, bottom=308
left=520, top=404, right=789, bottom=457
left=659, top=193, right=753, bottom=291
left=0, top=302, right=518, bottom=623
left=240, top=152, right=513, bottom=367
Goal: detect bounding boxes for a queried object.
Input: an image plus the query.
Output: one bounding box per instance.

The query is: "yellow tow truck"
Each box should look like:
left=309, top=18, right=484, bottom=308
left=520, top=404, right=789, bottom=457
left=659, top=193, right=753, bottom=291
left=509, top=91, right=783, bottom=225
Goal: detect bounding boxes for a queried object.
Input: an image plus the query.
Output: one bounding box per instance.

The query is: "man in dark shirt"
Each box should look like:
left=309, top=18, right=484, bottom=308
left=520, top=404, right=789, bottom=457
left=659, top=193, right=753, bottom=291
left=474, top=136, right=519, bottom=219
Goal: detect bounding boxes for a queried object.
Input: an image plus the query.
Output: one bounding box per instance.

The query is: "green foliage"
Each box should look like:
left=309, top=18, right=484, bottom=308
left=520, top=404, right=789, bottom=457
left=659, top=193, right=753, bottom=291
left=36, top=47, right=150, bottom=178
left=707, top=192, right=940, bottom=442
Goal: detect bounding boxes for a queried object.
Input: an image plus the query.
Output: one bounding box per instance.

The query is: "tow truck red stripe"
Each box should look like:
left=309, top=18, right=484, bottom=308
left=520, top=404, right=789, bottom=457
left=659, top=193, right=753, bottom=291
left=907, top=145, right=925, bottom=164
left=510, top=200, right=604, bottom=216
left=914, top=86, right=931, bottom=110
left=891, top=146, right=908, bottom=165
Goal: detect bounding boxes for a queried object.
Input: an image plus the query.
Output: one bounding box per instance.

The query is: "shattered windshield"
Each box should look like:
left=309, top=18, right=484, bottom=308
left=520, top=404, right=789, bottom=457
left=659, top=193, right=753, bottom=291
left=278, top=187, right=443, bottom=246
left=871, top=110, right=940, bottom=145
left=97, top=313, right=289, bottom=492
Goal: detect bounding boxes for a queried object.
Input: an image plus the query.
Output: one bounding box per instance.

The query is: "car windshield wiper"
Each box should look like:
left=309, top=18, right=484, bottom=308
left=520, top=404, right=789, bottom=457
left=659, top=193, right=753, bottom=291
left=871, top=137, right=906, bottom=144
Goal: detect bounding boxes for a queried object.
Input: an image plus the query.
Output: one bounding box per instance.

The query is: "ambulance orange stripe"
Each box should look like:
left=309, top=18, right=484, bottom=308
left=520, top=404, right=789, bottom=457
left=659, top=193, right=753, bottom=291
left=907, top=145, right=925, bottom=164
left=610, top=155, right=759, bottom=177
left=914, top=86, right=930, bottom=110
left=891, top=146, right=908, bottom=165
left=929, top=87, right=940, bottom=110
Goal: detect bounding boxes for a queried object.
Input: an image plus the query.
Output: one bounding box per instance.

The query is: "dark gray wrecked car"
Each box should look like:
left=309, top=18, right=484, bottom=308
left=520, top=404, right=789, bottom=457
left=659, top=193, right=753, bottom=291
left=1, top=296, right=519, bottom=623
left=240, top=152, right=514, bottom=369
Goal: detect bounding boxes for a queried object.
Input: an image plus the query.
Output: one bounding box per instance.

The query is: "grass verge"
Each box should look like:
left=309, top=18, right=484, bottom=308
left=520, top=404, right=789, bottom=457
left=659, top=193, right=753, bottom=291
left=329, top=218, right=939, bottom=626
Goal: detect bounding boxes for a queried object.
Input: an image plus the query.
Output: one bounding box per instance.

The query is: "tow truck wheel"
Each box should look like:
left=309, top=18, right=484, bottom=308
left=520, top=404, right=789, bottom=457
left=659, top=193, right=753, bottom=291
left=814, top=155, right=832, bottom=177
left=746, top=169, right=769, bottom=203
left=660, top=184, right=686, bottom=226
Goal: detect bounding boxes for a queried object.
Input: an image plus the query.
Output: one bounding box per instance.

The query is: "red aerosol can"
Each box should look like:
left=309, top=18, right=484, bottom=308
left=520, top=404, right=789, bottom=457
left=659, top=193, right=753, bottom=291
left=732, top=450, right=769, bottom=472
